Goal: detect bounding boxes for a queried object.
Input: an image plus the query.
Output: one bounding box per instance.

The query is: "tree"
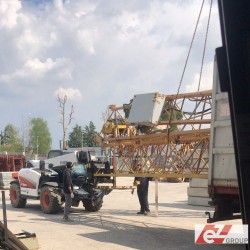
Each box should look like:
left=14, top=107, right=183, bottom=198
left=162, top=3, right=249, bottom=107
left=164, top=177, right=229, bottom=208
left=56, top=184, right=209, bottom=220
left=0, top=131, right=3, bottom=146
left=1, top=124, right=22, bottom=153
left=68, top=124, right=83, bottom=148
left=29, top=118, right=52, bottom=155
left=82, top=121, right=97, bottom=147
left=159, top=101, right=183, bottom=132
left=57, top=94, right=75, bottom=149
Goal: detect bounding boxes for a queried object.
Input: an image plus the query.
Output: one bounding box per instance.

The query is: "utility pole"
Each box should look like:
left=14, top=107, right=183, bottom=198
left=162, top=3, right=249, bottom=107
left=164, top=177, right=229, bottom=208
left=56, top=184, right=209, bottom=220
left=22, top=112, right=32, bottom=155
left=36, top=136, right=39, bottom=155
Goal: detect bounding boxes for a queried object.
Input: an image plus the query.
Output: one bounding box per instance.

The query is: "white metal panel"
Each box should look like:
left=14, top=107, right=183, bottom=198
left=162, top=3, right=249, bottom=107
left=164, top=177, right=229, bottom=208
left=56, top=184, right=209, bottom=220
left=214, top=126, right=234, bottom=148
left=208, top=57, right=238, bottom=187
left=45, top=151, right=78, bottom=167
left=19, top=168, right=41, bottom=197
left=213, top=154, right=237, bottom=180
left=128, top=92, right=165, bottom=126
left=215, top=98, right=231, bottom=121
left=212, top=179, right=238, bottom=187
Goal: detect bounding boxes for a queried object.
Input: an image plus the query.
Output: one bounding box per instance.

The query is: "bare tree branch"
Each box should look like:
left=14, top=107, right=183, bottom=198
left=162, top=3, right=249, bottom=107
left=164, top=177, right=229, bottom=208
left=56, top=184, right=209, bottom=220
left=57, top=94, right=75, bottom=149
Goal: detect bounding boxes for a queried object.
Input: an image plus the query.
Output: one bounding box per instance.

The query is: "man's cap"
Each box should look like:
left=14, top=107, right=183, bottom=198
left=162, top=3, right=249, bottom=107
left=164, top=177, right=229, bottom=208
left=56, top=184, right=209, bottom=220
left=66, top=162, right=73, bottom=168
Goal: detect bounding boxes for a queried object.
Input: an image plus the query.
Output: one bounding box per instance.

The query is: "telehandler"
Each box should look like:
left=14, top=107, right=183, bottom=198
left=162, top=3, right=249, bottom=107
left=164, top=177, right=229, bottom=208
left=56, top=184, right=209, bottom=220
left=10, top=149, right=112, bottom=214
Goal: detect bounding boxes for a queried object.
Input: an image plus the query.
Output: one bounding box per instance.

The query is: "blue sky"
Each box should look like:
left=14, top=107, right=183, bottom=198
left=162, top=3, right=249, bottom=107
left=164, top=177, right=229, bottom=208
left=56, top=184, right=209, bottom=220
left=0, top=0, right=221, bottom=149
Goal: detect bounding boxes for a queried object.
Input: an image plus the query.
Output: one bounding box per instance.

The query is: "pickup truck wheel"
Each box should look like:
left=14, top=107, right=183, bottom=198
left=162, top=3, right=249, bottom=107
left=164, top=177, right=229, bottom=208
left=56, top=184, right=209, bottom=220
left=10, top=183, right=27, bottom=208
left=40, top=186, right=61, bottom=214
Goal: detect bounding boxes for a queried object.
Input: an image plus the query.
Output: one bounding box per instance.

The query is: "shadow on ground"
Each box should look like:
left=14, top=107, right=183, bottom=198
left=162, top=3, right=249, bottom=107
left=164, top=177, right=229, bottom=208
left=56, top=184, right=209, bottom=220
left=59, top=214, right=246, bottom=250
left=3, top=200, right=246, bottom=250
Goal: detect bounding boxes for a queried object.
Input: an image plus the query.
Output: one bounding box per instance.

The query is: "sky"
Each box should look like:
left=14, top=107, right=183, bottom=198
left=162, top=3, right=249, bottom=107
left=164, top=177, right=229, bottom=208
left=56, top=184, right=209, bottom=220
left=0, top=0, right=222, bottom=149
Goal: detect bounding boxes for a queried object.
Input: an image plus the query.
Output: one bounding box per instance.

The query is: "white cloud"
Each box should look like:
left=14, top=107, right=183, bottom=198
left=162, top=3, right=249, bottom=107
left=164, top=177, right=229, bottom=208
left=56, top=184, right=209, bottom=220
left=53, top=0, right=66, bottom=13
left=0, top=57, right=71, bottom=81
left=25, top=58, right=54, bottom=72
left=0, top=0, right=21, bottom=28
left=186, top=73, right=212, bottom=92
left=0, top=0, right=221, bottom=147
left=74, top=2, right=96, bottom=18
left=54, top=87, right=82, bottom=100
left=185, top=62, right=214, bottom=92
left=186, top=62, right=213, bottom=92
left=77, top=29, right=96, bottom=55
left=17, top=29, right=40, bottom=56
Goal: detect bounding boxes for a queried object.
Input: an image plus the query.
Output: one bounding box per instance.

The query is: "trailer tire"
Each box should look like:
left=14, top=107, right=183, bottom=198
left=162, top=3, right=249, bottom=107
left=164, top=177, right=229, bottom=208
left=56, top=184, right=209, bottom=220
left=82, top=196, right=103, bottom=212
left=40, top=186, right=61, bottom=214
left=10, top=183, right=27, bottom=208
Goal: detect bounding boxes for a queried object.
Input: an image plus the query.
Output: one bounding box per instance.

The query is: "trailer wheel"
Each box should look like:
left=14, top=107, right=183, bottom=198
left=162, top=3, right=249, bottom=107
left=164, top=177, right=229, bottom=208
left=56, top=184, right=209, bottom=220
left=40, top=186, right=61, bottom=214
left=10, top=183, right=27, bottom=208
left=82, top=195, right=103, bottom=212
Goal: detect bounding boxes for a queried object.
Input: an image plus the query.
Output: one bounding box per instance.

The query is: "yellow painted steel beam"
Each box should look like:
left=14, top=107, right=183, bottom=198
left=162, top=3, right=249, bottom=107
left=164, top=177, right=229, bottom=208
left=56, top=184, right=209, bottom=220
left=165, top=89, right=212, bottom=100
left=95, top=173, right=208, bottom=179
left=105, top=129, right=210, bottom=146
left=109, top=90, right=212, bottom=111
left=159, top=119, right=211, bottom=125
left=97, top=185, right=134, bottom=189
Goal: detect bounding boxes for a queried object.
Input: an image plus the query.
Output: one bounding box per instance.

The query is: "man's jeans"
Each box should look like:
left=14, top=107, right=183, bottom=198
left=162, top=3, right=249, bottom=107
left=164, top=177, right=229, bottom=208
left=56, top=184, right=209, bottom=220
left=64, top=193, right=72, bottom=218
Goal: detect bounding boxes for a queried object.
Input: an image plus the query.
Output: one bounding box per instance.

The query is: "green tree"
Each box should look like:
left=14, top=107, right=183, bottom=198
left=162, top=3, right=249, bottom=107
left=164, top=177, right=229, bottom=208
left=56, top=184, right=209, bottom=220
left=1, top=124, right=22, bottom=153
left=68, top=124, right=83, bottom=148
left=29, top=118, right=52, bottom=154
left=0, top=131, right=3, bottom=146
left=159, top=101, right=183, bottom=132
left=82, top=121, right=97, bottom=147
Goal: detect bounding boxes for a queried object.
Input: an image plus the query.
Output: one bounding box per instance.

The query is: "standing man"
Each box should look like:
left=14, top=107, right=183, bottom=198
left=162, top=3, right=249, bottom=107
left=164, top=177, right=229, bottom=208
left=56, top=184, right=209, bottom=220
left=133, top=165, right=151, bottom=215
left=63, top=161, right=74, bottom=221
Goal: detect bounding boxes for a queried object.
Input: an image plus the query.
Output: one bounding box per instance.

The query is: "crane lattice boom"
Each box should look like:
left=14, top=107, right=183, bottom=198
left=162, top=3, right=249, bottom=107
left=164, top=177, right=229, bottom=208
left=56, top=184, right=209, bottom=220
left=97, top=90, right=212, bottom=179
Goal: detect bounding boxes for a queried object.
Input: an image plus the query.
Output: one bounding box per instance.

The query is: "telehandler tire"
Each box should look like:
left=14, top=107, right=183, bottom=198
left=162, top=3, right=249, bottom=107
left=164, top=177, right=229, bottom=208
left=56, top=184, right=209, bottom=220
left=10, top=182, right=27, bottom=208
left=40, top=186, right=61, bottom=214
left=82, top=196, right=103, bottom=212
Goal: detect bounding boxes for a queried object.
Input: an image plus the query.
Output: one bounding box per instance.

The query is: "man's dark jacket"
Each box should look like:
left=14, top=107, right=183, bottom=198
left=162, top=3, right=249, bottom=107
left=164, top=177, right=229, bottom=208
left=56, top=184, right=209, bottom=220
left=63, top=167, right=73, bottom=194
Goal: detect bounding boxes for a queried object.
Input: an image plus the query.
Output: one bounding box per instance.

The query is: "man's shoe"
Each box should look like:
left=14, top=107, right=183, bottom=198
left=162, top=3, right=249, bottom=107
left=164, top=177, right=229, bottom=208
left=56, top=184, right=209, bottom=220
left=63, top=216, right=68, bottom=220
left=63, top=216, right=73, bottom=221
left=137, top=211, right=144, bottom=214
left=144, top=211, right=150, bottom=216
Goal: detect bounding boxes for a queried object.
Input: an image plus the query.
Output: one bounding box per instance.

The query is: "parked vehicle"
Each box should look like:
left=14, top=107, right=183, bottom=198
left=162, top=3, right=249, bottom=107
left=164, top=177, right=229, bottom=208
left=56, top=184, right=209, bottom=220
left=10, top=149, right=112, bottom=214
left=207, top=57, right=240, bottom=222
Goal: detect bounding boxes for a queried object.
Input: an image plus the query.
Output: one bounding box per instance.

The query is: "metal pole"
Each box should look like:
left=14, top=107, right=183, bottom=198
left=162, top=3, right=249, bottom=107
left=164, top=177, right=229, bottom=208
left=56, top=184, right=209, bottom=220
left=22, top=114, right=25, bottom=155
left=2, top=190, right=9, bottom=250
left=112, top=149, right=116, bottom=186
left=155, top=178, right=158, bottom=217
left=36, top=136, right=39, bottom=155
left=22, top=112, right=32, bottom=155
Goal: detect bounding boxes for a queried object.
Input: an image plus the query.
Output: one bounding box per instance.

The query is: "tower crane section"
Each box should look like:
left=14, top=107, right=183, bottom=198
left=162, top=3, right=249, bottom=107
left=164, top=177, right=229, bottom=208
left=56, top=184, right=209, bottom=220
left=98, top=90, right=212, bottom=179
